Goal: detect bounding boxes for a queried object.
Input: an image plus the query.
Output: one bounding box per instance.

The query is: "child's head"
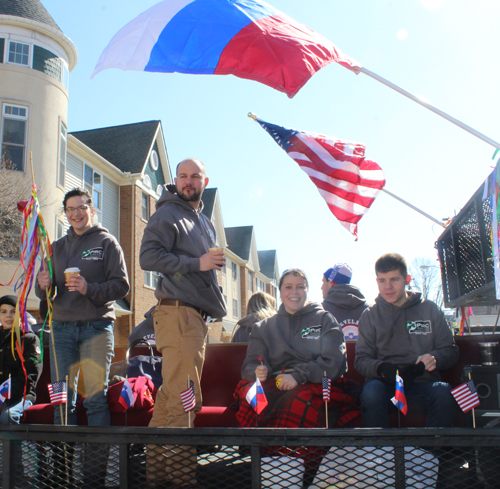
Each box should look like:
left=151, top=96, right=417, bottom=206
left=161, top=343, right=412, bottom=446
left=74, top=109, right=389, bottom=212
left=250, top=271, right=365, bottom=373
left=0, top=295, right=16, bottom=330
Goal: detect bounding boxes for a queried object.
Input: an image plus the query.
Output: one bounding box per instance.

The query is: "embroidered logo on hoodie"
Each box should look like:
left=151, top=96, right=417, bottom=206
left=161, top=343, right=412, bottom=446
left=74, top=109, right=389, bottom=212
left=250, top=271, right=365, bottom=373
left=407, top=320, right=432, bottom=335
left=301, top=326, right=322, bottom=339
left=82, top=247, right=104, bottom=260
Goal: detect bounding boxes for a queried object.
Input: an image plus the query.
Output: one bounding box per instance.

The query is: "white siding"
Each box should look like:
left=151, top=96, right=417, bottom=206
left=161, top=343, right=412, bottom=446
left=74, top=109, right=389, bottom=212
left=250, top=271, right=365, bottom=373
left=65, top=153, right=83, bottom=192
left=102, top=176, right=119, bottom=239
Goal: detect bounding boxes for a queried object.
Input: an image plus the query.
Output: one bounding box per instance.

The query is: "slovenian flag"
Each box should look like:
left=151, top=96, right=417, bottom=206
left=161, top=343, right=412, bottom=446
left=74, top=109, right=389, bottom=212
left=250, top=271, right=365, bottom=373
left=0, top=378, right=11, bottom=406
left=119, top=379, right=136, bottom=411
left=92, top=0, right=362, bottom=98
left=246, top=378, right=268, bottom=414
left=391, top=374, right=408, bottom=415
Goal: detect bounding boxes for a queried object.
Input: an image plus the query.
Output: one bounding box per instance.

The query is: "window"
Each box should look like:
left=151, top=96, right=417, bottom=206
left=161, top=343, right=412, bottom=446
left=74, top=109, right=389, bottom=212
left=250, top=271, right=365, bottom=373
left=144, top=271, right=160, bottom=288
left=1, top=104, right=28, bottom=171
left=257, top=279, right=266, bottom=292
left=142, top=192, right=149, bottom=221
left=62, top=62, right=69, bottom=89
left=58, top=121, right=67, bottom=187
left=233, top=299, right=238, bottom=318
left=150, top=150, right=159, bottom=170
left=221, top=261, right=226, bottom=275
left=232, top=262, right=238, bottom=281
left=156, top=184, right=163, bottom=196
left=248, top=271, right=254, bottom=293
left=143, top=174, right=151, bottom=188
left=56, top=219, right=65, bottom=240
left=84, top=164, right=102, bottom=221
left=8, top=41, right=29, bottom=66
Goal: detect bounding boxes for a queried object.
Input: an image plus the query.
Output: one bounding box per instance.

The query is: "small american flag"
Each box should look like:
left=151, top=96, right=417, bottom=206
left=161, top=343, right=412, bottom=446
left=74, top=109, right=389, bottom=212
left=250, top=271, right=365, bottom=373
left=48, top=380, right=67, bottom=406
left=252, top=116, right=385, bottom=239
left=322, top=376, right=331, bottom=402
left=180, top=380, right=196, bottom=413
left=451, top=380, right=480, bottom=413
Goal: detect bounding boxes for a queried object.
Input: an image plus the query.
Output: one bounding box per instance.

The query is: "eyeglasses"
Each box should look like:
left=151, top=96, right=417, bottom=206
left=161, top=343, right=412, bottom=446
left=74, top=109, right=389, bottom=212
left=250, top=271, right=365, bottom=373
left=65, top=205, right=90, bottom=213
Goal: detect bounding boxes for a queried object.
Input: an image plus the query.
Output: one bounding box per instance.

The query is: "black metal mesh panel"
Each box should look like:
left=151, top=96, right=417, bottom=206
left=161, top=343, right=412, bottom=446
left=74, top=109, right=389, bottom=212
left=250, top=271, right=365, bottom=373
left=2, top=428, right=500, bottom=488
left=439, top=233, right=460, bottom=304
left=482, top=197, right=495, bottom=279
left=455, top=204, right=487, bottom=295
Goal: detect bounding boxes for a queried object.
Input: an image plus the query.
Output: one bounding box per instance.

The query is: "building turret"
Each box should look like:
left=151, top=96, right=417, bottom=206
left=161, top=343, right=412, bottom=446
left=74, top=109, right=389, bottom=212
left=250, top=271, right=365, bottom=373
left=0, top=0, right=78, bottom=304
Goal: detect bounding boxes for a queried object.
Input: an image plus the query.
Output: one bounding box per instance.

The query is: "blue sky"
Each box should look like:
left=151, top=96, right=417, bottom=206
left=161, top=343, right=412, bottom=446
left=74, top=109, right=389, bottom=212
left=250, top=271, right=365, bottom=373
left=43, top=0, right=500, bottom=304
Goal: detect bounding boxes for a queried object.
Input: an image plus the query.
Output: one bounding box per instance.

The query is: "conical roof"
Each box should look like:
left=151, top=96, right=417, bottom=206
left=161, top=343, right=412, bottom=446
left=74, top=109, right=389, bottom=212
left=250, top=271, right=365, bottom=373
left=0, top=0, right=61, bottom=31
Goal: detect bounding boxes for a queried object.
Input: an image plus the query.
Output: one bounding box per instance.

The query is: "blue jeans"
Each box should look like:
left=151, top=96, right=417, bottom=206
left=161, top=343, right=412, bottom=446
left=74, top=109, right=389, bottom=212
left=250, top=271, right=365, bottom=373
left=360, top=379, right=457, bottom=428
left=0, top=399, right=32, bottom=424
left=50, top=320, right=114, bottom=426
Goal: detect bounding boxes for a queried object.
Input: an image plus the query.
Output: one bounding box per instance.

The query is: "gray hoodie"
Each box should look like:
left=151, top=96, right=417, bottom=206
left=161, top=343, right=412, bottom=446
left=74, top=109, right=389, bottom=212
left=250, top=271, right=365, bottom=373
left=35, top=225, right=129, bottom=322
left=242, top=303, right=347, bottom=384
left=322, top=284, right=369, bottom=328
left=355, top=292, right=459, bottom=383
left=232, top=313, right=261, bottom=343
left=139, top=188, right=227, bottom=319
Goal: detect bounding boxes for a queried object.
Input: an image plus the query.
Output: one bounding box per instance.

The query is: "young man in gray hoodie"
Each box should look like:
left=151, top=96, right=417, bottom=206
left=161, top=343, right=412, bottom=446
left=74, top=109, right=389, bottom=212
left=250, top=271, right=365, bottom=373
left=355, top=253, right=459, bottom=428
left=321, top=263, right=369, bottom=341
left=140, top=158, right=227, bottom=488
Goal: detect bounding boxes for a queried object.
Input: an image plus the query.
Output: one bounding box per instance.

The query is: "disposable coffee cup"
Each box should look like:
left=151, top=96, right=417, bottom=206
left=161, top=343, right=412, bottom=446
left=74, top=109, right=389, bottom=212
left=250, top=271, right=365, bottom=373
left=209, top=247, right=224, bottom=253
left=64, top=267, right=81, bottom=281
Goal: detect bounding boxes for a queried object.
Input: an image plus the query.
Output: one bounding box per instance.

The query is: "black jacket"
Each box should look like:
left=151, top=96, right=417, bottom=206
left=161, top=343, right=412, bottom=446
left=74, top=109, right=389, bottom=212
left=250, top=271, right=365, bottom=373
left=0, top=329, right=42, bottom=405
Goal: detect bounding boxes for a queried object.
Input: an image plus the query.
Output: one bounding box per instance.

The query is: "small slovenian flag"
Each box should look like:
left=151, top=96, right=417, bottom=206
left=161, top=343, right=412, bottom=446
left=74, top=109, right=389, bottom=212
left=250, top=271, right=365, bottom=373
left=48, top=380, right=67, bottom=406
left=391, top=374, right=408, bottom=415
left=246, top=378, right=268, bottom=414
left=118, top=379, right=136, bottom=411
left=180, top=380, right=196, bottom=413
left=322, top=376, right=331, bottom=402
left=451, top=380, right=480, bottom=413
left=0, top=378, right=11, bottom=406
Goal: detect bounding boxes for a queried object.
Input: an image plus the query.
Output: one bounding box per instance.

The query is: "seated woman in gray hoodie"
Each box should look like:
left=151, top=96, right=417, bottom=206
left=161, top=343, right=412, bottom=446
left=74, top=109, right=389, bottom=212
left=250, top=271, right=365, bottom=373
left=235, top=269, right=357, bottom=430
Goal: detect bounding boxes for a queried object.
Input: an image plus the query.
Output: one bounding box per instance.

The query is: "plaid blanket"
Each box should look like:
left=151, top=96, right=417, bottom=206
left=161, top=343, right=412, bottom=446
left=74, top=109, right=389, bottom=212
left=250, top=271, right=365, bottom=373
left=234, top=377, right=360, bottom=429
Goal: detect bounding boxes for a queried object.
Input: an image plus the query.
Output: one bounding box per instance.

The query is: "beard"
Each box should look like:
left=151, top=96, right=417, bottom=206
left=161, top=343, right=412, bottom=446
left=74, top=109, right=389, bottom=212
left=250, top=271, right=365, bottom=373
left=177, top=186, right=202, bottom=202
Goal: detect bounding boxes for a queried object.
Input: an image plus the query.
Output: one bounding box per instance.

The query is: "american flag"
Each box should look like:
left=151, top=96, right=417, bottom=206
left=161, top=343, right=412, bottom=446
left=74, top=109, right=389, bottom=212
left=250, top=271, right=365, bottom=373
left=322, top=376, right=331, bottom=402
left=48, top=380, right=67, bottom=406
left=180, top=380, right=196, bottom=413
left=451, top=380, right=480, bottom=413
left=252, top=116, right=385, bottom=238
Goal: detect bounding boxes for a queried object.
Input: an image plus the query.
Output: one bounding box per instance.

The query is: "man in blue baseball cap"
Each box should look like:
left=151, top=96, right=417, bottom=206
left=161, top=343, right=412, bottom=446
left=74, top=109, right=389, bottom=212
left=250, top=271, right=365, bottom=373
left=321, top=263, right=369, bottom=341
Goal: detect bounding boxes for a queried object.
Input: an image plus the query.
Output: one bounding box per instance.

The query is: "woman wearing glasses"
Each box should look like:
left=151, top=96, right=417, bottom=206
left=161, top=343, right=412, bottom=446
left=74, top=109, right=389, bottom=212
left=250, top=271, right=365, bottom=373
left=36, top=188, right=129, bottom=428
left=235, top=268, right=357, bottom=430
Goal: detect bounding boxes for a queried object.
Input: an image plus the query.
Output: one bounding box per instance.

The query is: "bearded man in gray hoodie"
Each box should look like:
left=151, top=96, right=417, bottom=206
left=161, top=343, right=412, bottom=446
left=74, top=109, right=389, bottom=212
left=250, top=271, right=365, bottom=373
left=355, top=253, right=459, bottom=428
left=140, top=158, right=227, bottom=488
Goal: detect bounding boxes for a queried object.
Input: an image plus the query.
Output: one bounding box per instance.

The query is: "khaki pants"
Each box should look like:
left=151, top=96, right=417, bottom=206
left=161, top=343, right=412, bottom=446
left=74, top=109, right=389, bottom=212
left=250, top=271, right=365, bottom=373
left=147, top=303, right=207, bottom=485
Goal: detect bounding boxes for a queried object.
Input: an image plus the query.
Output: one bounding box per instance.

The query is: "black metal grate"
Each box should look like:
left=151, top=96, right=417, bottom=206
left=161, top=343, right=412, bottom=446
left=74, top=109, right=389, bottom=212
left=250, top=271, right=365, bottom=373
left=2, top=426, right=500, bottom=488
left=437, top=178, right=498, bottom=308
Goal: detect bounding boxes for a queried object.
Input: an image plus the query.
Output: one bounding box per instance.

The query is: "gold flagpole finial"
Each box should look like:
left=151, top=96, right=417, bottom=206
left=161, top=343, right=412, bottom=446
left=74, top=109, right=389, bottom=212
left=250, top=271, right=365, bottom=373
left=248, top=112, right=258, bottom=120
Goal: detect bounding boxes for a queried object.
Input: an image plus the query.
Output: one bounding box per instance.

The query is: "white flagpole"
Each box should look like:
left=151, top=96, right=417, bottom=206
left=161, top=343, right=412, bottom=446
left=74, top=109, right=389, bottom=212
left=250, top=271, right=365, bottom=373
left=382, top=188, right=445, bottom=228
left=360, top=67, right=500, bottom=150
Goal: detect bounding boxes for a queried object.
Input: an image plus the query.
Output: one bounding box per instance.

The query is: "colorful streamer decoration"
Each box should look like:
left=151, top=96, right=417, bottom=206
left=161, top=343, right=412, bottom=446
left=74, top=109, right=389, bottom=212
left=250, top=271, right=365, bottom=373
left=0, top=155, right=54, bottom=366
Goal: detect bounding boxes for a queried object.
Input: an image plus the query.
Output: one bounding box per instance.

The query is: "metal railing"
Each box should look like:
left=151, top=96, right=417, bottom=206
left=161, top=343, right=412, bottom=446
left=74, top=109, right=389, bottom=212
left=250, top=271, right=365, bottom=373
left=2, top=425, right=500, bottom=488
